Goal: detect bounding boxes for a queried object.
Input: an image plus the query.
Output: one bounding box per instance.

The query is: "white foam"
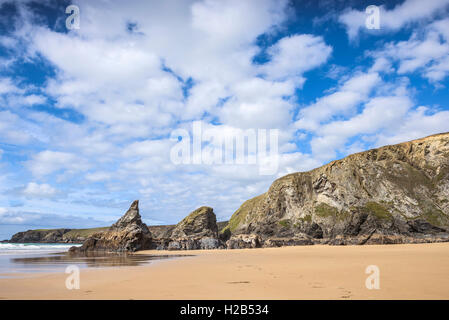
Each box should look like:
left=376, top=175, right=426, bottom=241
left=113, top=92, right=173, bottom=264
left=0, top=243, right=80, bottom=255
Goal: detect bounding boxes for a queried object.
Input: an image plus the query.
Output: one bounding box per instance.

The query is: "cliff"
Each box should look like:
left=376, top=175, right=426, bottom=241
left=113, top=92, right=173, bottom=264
left=8, top=227, right=109, bottom=243
left=222, top=132, right=449, bottom=246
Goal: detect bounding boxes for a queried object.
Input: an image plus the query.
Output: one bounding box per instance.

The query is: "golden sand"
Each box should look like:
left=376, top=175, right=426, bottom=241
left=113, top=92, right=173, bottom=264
left=1, top=243, right=448, bottom=299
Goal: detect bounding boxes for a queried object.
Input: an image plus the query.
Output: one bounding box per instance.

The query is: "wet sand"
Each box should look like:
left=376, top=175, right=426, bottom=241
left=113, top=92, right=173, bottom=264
left=1, top=243, right=449, bottom=299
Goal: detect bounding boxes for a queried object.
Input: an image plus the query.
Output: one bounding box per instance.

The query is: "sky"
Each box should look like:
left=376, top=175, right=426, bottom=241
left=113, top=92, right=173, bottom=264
left=0, top=0, right=448, bottom=239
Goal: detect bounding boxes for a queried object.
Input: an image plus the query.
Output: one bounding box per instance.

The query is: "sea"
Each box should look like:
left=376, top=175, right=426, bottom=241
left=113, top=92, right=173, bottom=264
left=0, top=243, right=178, bottom=277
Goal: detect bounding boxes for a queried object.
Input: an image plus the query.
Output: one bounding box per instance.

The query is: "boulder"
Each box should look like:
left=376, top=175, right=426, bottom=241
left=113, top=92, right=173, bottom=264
left=263, top=236, right=313, bottom=247
left=226, top=234, right=261, bottom=249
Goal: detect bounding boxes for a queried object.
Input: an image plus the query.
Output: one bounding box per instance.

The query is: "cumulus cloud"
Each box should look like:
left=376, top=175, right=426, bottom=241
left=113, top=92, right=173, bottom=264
left=339, top=0, right=449, bottom=40
left=374, top=106, right=449, bottom=146
left=310, top=95, right=413, bottom=160
left=22, top=182, right=57, bottom=198
left=368, top=17, right=449, bottom=82
left=295, top=72, right=381, bottom=131
left=261, top=34, right=332, bottom=84
left=26, top=150, right=90, bottom=177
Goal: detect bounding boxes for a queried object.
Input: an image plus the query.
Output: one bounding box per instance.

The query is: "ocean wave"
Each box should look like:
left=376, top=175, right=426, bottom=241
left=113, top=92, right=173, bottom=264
left=0, top=243, right=80, bottom=255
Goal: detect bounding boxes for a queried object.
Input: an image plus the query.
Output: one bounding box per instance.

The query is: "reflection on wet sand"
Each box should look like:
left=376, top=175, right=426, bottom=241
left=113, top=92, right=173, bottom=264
left=11, top=252, right=192, bottom=269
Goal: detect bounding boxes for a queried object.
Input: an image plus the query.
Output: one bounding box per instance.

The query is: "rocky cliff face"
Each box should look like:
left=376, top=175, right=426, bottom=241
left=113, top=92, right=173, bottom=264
left=223, top=133, right=449, bottom=246
left=70, top=200, right=153, bottom=252
left=8, top=228, right=109, bottom=243
left=10, top=229, right=71, bottom=243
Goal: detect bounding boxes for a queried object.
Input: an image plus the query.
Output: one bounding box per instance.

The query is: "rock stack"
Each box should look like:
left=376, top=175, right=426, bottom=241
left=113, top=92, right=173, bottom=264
left=70, top=200, right=152, bottom=253
left=153, top=206, right=224, bottom=250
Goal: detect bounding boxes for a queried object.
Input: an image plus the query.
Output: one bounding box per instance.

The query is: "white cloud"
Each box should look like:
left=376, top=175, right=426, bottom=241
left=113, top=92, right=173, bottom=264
left=0, top=110, right=36, bottom=144
left=22, top=182, right=57, bottom=198
left=26, top=150, right=90, bottom=177
left=261, top=34, right=332, bottom=84
left=7, top=94, right=46, bottom=107
left=0, top=77, right=20, bottom=95
left=85, top=171, right=112, bottom=182
left=369, top=17, right=449, bottom=82
left=0, top=208, right=27, bottom=224
left=339, top=0, right=449, bottom=40
left=310, top=95, right=413, bottom=159
left=295, top=72, right=381, bottom=131
left=374, top=106, right=449, bottom=146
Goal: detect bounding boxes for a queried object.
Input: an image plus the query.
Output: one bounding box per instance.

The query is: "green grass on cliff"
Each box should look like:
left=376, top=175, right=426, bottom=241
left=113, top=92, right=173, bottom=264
left=278, top=219, right=291, bottom=228
left=362, top=202, right=392, bottom=220
left=420, top=209, right=449, bottom=227
left=177, top=206, right=213, bottom=225
left=314, top=203, right=339, bottom=218
left=63, top=227, right=109, bottom=238
left=314, top=203, right=351, bottom=222
left=221, top=194, right=265, bottom=234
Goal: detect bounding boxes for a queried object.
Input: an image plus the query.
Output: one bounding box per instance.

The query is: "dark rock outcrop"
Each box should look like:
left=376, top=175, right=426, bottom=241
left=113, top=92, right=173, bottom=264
left=8, top=227, right=109, bottom=243
left=70, top=200, right=152, bottom=253
left=153, top=206, right=224, bottom=250
left=10, top=229, right=72, bottom=243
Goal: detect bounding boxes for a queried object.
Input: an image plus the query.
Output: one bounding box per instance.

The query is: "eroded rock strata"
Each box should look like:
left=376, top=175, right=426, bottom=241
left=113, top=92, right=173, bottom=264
left=222, top=132, right=449, bottom=246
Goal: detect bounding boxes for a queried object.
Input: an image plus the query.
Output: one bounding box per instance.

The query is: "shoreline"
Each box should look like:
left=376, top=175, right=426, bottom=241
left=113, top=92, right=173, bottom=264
left=1, top=243, right=449, bottom=299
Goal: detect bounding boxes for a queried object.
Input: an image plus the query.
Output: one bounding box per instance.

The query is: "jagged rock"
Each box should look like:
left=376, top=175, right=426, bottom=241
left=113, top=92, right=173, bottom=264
left=70, top=200, right=152, bottom=253
left=226, top=234, right=261, bottom=249
left=169, top=206, right=218, bottom=238
left=153, top=207, right=223, bottom=250
left=223, top=132, right=449, bottom=245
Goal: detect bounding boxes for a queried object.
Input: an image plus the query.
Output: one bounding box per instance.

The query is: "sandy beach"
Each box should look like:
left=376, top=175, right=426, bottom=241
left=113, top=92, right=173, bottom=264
left=1, top=243, right=449, bottom=300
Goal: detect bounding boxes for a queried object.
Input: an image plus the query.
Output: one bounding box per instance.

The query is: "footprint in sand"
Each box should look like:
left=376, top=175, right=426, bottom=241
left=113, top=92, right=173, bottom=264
left=338, top=288, right=352, bottom=299
left=309, top=282, right=325, bottom=289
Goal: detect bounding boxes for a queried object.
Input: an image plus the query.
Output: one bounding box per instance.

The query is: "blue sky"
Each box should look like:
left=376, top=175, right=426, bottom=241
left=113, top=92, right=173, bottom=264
left=0, top=0, right=448, bottom=239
